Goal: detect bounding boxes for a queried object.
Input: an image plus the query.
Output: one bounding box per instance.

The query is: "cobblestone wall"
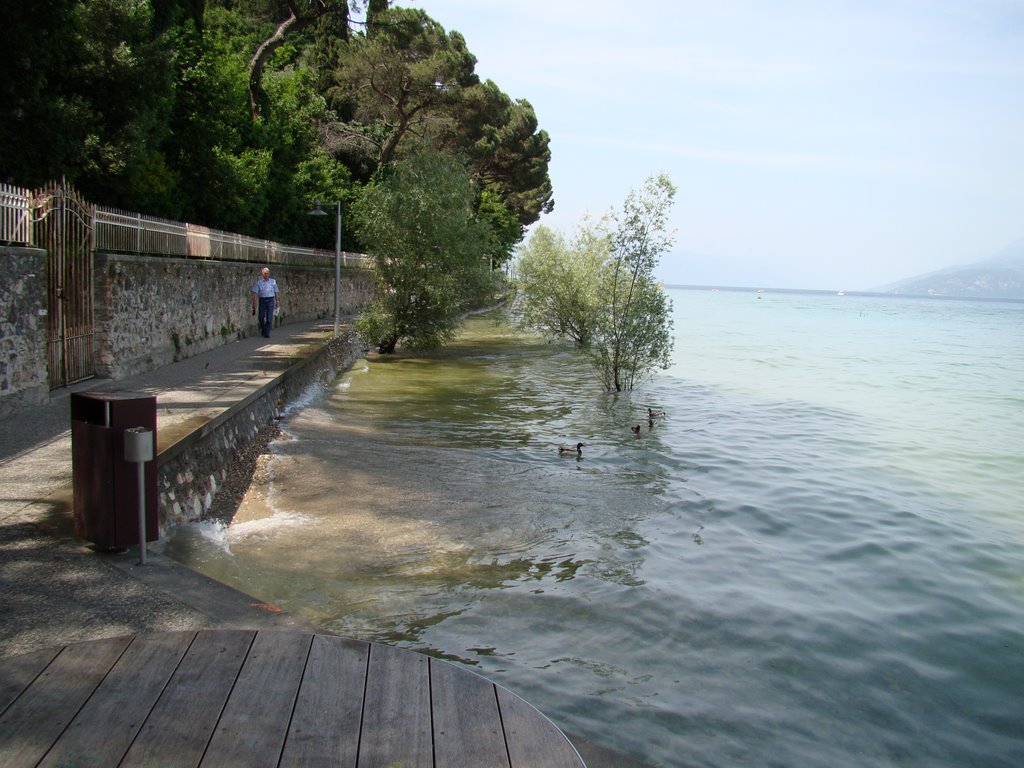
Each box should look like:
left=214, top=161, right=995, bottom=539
left=156, top=330, right=367, bottom=530
left=0, top=247, right=48, bottom=415
left=93, top=254, right=375, bottom=379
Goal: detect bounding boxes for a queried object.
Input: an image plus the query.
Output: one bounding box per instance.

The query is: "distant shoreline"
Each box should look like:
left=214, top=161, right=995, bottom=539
left=665, top=283, right=1024, bottom=304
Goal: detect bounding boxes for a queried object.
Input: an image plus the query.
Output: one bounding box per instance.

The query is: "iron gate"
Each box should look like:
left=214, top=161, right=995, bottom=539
left=34, top=180, right=95, bottom=389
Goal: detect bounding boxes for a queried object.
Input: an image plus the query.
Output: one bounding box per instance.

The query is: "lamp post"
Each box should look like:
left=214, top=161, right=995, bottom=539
left=309, top=200, right=342, bottom=335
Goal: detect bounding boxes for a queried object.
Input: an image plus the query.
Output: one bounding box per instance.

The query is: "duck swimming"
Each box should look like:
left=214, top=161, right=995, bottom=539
left=648, top=407, right=666, bottom=418
left=630, top=425, right=641, bottom=434
left=558, top=442, right=585, bottom=456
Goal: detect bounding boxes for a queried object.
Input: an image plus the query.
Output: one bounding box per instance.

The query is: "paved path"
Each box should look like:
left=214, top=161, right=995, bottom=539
left=1, top=319, right=346, bottom=528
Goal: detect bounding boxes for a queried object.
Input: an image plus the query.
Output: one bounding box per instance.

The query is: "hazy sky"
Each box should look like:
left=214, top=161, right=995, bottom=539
left=408, top=0, right=1023, bottom=290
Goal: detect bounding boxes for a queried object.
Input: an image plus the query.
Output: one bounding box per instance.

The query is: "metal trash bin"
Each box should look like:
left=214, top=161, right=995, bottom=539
left=70, top=391, right=158, bottom=551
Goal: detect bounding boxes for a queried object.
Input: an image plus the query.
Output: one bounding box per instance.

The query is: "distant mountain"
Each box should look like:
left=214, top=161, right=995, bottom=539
left=875, top=239, right=1024, bottom=299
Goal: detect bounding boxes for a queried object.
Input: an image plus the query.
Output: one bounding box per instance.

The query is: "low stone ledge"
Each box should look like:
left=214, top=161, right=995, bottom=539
left=156, top=330, right=367, bottom=531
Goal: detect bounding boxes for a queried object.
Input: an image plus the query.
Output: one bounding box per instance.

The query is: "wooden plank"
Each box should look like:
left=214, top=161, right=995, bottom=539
left=37, top=632, right=194, bottom=768
left=497, top=686, right=586, bottom=768
left=0, top=632, right=588, bottom=768
left=0, top=635, right=131, bottom=766
left=120, top=629, right=255, bottom=768
left=201, top=630, right=314, bottom=768
left=431, top=659, right=511, bottom=768
left=279, top=634, right=369, bottom=768
left=358, top=641, right=432, bottom=768
left=0, top=647, right=61, bottom=715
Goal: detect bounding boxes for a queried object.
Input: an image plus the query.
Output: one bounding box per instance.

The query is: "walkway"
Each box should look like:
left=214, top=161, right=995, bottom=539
left=0, top=629, right=584, bottom=767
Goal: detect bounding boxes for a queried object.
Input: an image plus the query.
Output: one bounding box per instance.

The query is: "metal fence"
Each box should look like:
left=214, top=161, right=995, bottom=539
left=0, top=183, right=369, bottom=269
left=0, top=182, right=32, bottom=245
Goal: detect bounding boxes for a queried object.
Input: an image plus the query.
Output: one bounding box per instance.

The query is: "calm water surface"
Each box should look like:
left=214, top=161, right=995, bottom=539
left=162, top=289, right=1024, bottom=767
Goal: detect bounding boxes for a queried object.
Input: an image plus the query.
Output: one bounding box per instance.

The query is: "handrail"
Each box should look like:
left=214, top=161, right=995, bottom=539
left=0, top=182, right=370, bottom=269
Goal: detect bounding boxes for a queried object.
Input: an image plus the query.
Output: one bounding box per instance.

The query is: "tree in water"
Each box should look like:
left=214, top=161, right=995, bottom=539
left=516, top=174, right=677, bottom=391
left=591, top=173, right=676, bottom=392
left=354, top=150, right=494, bottom=353
left=515, top=222, right=607, bottom=348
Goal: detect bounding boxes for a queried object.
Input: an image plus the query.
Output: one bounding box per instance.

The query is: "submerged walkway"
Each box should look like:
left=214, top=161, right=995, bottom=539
left=0, top=629, right=585, bottom=767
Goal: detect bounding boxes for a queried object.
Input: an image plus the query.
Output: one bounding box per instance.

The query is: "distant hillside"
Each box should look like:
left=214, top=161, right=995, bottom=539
left=876, top=239, right=1024, bottom=299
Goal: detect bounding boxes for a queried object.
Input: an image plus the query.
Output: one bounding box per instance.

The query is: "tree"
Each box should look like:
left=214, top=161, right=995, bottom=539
left=245, top=1, right=397, bottom=121
left=354, top=151, right=495, bottom=353
left=515, top=174, right=677, bottom=392
left=326, top=7, right=478, bottom=168
left=590, top=174, right=677, bottom=392
left=0, top=0, right=180, bottom=202
left=0, top=0, right=549, bottom=262
left=324, top=14, right=552, bottom=263
left=441, top=80, right=554, bottom=232
left=515, top=223, right=607, bottom=347
left=246, top=0, right=347, bottom=120
left=163, top=4, right=351, bottom=240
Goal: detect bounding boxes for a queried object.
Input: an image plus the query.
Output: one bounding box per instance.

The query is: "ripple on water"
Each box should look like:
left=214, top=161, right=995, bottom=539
left=162, top=302, right=1024, bottom=768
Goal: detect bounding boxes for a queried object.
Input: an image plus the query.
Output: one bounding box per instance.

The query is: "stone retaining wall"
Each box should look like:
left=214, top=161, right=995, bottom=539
left=0, top=250, right=375, bottom=414
left=0, top=247, right=48, bottom=415
left=94, top=254, right=375, bottom=379
left=156, top=329, right=367, bottom=530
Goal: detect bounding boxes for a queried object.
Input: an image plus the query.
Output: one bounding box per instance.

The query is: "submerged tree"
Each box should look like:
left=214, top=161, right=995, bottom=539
left=515, top=223, right=608, bottom=347
left=591, top=173, right=677, bottom=392
left=354, top=150, right=494, bottom=353
left=516, top=174, right=677, bottom=391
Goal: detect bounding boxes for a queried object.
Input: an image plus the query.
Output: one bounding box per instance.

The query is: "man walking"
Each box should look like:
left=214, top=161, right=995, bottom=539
left=251, top=267, right=279, bottom=338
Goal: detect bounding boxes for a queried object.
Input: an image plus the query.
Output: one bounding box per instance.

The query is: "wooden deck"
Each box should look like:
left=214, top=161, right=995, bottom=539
left=0, top=629, right=586, bottom=767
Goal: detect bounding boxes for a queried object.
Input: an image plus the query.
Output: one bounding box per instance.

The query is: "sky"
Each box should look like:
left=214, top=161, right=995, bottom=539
left=406, top=0, right=1024, bottom=290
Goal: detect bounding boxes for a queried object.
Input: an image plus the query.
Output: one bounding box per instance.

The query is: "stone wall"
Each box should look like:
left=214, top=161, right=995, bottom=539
left=0, top=247, right=48, bottom=415
left=93, top=254, right=375, bottom=379
left=156, top=329, right=367, bottom=530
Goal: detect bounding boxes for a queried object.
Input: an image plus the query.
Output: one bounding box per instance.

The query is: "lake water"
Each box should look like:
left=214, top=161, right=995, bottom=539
left=160, top=288, right=1024, bottom=767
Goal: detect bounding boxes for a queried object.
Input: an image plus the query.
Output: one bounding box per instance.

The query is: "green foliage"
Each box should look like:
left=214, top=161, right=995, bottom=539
left=0, top=0, right=177, bottom=202
left=591, top=173, right=677, bottom=392
left=1, top=0, right=551, bottom=291
left=162, top=6, right=264, bottom=224
left=326, top=7, right=552, bottom=255
left=516, top=175, right=677, bottom=392
left=354, top=151, right=495, bottom=353
left=515, top=223, right=608, bottom=347
left=328, top=7, right=479, bottom=167
left=445, top=80, right=554, bottom=230
left=476, top=190, right=523, bottom=265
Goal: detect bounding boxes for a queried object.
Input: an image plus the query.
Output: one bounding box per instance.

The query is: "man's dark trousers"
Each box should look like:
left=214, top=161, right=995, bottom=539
left=258, top=296, right=275, bottom=337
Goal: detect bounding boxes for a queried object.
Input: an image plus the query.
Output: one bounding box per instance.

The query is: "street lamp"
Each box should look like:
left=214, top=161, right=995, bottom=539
left=309, top=199, right=342, bottom=336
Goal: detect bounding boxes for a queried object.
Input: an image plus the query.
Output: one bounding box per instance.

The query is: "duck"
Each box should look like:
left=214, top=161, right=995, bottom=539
left=558, top=442, right=585, bottom=456
left=630, top=425, right=641, bottom=434
left=647, top=407, right=666, bottom=419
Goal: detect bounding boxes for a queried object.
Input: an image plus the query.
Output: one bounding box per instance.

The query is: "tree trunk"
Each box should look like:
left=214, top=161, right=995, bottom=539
left=379, top=336, right=399, bottom=354
left=248, top=2, right=339, bottom=120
